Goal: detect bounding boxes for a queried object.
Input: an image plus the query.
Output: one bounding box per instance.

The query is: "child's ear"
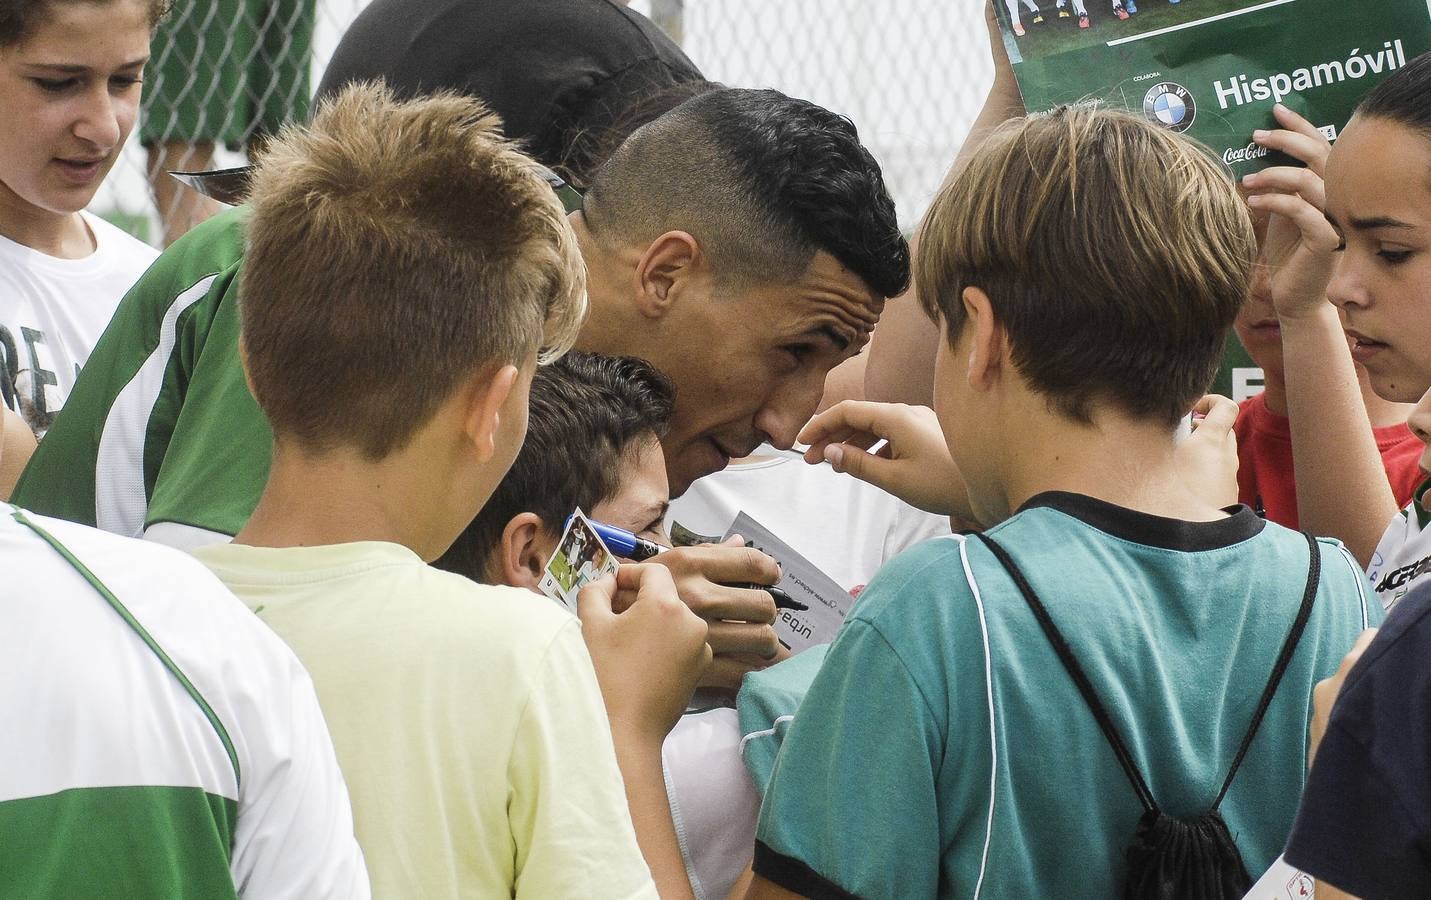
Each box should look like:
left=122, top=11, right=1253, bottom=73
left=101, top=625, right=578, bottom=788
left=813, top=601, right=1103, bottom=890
left=237, top=337, right=258, bottom=399
left=495, top=512, right=549, bottom=590
left=961, top=286, right=1006, bottom=392
left=633, top=231, right=701, bottom=320
left=463, top=363, right=521, bottom=463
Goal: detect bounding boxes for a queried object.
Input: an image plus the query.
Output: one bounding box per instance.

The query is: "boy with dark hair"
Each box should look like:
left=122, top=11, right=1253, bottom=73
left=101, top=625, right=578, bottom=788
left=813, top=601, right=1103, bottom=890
left=436, top=351, right=675, bottom=587
left=744, top=106, right=1376, bottom=898
left=190, top=82, right=711, bottom=899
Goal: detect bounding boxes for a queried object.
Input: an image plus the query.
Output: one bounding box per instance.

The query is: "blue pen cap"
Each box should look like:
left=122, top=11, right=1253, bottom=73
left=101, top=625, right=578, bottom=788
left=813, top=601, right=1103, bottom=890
left=565, top=514, right=640, bottom=558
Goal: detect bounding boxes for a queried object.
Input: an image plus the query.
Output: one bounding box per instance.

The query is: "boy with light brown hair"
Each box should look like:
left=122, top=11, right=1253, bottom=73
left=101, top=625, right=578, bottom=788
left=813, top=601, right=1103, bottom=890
left=744, top=106, right=1376, bottom=898
left=191, top=81, right=710, bottom=899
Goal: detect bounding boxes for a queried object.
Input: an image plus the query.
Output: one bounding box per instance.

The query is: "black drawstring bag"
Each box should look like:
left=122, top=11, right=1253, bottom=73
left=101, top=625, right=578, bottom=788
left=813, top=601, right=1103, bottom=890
left=973, top=530, right=1321, bottom=900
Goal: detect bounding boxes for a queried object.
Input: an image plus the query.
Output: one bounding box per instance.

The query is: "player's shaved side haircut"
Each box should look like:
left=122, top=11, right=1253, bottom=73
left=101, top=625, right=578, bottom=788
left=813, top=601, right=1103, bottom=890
left=917, top=104, right=1254, bottom=426
left=1356, top=50, right=1431, bottom=142
left=434, top=351, right=675, bottom=583
left=582, top=87, right=909, bottom=300
left=240, top=81, right=587, bottom=459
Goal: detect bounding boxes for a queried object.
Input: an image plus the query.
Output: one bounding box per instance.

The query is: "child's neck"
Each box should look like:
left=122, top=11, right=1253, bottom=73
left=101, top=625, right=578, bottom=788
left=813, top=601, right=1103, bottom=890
left=995, top=407, right=1227, bottom=525
left=235, top=442, right=453, bottom=561
left=0, top=191, right=94, bottom=259
left=1260, top=366, right=1412, bottom=429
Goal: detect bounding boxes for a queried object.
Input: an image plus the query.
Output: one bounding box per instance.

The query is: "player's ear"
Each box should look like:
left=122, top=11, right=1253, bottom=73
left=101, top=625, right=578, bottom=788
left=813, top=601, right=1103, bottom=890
left=633, top=231, right=703, bottom=320
left=497, top=513, right=551, bottom=591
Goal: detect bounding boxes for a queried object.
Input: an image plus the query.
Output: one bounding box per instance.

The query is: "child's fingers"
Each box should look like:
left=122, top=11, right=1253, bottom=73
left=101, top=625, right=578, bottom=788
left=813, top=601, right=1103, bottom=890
left=798, top=401, right=895, bottom=459
left=575, top=571, right=618, bottom=622
left=801, top=426, right=876, bottom=464
left=1242, top=166, right=1326, bottom=209
left=1251, top=127, right=1330, bottom=174
left=1190, top=394, right=1238, bottom=436
left=1245, top=192, right=1339, bottom=250
left=1270, top=102, right=1327, bottom=144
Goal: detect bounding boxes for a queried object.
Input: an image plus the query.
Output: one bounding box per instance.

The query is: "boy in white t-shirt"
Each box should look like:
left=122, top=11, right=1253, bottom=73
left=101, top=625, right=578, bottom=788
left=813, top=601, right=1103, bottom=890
left=1, top=503, right=368, bottom=898
left=0, top=212, right=156, bottom=435
left=0, top=0, right=163, bottom=436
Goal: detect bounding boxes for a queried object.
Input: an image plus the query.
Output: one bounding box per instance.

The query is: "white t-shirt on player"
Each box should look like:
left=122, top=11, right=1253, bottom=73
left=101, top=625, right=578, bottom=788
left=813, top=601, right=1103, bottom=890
left=0, top=212, right=158, bottom=437
left=663, top=707, right=760, bottom=900
left=668, top=446, right=952, bottom=593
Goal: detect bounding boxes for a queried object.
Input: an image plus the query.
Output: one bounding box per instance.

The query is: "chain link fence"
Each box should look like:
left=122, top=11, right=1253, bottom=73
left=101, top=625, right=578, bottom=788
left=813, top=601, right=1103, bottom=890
left=95, top=0, right=992, bottom=244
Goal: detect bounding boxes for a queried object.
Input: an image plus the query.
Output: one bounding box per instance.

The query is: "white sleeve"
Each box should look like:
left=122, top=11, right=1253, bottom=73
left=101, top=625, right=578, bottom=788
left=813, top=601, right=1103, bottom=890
left=662, top=707, right=760, bottom=900
left=229, top=654, right=370, bottom=900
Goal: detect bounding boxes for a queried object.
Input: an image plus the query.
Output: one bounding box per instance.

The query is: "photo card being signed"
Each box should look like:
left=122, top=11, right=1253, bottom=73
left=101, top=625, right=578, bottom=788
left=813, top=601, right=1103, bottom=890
left=538, top=508, right=619, bottom=611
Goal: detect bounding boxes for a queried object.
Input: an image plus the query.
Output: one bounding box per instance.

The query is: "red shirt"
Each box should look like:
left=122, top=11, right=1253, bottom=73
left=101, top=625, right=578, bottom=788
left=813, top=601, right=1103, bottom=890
left=1234, top=392, right=1426, bottom=528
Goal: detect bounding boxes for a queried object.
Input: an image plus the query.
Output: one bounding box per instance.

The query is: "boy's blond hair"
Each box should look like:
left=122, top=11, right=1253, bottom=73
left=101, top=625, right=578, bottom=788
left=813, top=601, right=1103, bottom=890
left=916, top=104, right=1255, bottom=425
left=240, top=81, right=586, bottom=458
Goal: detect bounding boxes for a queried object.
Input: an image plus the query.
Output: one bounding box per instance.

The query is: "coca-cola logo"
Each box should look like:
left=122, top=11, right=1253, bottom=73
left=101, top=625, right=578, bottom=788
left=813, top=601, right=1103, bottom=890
left=1223, top=142, right=1270, bottom=164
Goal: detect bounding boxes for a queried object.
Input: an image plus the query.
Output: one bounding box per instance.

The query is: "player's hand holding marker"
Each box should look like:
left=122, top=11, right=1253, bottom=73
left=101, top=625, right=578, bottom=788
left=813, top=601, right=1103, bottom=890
left=647, top=538, right=787, bottom=692
left=1241, top=103, right=1340, bottom=320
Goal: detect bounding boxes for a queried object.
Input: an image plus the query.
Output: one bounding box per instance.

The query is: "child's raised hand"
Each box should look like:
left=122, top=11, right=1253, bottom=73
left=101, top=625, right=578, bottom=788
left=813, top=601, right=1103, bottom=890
left=799, top=400, right=971, bottom=519
left=1176, top=394, right=1241, bottom=508
left=578, top=565, right=712, bottom=742
left=1241, top=104, right=1340, bottom=322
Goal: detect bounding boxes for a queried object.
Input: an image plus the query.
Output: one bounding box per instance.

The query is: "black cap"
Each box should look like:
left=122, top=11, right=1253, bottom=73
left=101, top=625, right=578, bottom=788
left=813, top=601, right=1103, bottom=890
left=314, top=0, right=704, bottom=179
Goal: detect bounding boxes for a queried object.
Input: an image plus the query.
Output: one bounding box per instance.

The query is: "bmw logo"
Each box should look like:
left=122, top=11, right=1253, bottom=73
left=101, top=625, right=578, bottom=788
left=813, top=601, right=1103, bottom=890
left=1142, top=82, right=1196, bottom=133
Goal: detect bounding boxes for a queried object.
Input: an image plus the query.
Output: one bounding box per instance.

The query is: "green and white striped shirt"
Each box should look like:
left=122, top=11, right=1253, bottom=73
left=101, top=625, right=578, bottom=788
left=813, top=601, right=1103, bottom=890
left=0, top=505, right=368, bottom=898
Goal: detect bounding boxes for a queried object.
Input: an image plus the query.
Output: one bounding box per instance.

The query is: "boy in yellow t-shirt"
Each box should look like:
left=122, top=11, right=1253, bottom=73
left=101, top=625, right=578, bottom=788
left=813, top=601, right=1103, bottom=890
left=192, top=83, right=710, bottom=899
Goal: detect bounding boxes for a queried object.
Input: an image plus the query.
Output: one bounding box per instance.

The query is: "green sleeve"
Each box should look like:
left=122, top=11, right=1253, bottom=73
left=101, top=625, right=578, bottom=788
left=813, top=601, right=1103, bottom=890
left=753, top=618, right=946, bottom=899
left=736, top=643, right=829, bottom=794
left=11, top=208, right=249, bottom=535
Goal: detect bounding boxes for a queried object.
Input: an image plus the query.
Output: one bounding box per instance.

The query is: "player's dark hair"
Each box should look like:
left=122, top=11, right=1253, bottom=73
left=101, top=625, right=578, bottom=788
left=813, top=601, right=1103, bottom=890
left=567, top=78, right=720, bottom=190
left=583, top=87, right=910, bottom=300
left=0, top=0, right=171, bottom=47
left=434, top=352, right=674, bottom=582
left=916, top=104, right=1254, bottom=426
left=1356, top=50, right=1431, bottom=140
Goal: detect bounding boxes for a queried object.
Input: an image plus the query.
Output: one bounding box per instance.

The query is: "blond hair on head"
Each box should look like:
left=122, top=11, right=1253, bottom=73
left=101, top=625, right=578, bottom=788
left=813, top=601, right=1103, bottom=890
left=239, top=80, right=587, bottom=459
left=916, top=103, right=1255, bottom=426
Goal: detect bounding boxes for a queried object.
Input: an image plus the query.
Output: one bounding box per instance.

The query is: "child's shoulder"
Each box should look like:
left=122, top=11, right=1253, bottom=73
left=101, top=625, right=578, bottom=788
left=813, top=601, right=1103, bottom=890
left=406, top=561, right=578, bottom=637
left=845, top=533, right=981, bottom=631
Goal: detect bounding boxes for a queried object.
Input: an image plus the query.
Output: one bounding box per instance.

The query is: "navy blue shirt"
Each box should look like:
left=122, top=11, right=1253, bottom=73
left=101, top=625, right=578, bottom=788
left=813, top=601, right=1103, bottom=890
left=1286, top=581, right=1431, bottom=897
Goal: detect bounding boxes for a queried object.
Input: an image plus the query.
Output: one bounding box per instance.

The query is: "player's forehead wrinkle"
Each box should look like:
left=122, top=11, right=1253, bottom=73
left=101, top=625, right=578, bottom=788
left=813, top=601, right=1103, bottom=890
left=792, top=283, right=882, bottom=347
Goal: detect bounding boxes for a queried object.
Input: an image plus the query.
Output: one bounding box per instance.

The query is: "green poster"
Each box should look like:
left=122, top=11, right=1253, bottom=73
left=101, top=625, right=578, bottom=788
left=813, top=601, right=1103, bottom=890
left=1213, top=331, right=1262, bottom=401
left=1001, top=0, right=1431, bottom=175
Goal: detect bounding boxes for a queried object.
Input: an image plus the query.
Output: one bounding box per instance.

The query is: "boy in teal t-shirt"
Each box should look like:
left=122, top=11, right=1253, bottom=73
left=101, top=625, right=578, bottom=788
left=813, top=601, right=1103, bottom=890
left=742, top=106, right=1378, bottom=899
